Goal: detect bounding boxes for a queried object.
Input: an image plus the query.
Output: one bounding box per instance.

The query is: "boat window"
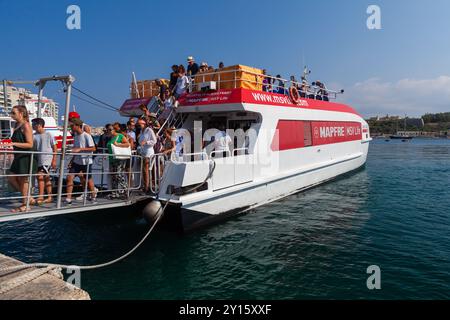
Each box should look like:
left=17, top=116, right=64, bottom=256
left=304, top=121, right=312, bottom=147
left=0, top=120, right=12, bottom=139
left=182, top=113, right=259, bottom=157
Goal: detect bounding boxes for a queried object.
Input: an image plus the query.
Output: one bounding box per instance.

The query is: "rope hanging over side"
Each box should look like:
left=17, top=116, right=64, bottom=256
left=0, top=198, right=171, bottom=274
left=0, top=158, right=216, bottom=275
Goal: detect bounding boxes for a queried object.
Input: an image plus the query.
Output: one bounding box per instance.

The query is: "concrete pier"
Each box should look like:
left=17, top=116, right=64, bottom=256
left=0, top=254, right=90, bottom=300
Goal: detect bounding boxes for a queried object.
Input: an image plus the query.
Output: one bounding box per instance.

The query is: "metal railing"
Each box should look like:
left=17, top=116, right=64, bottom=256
left=148, top=153, right=167, bottom=194
left=0, top=129, right=11, bottom=139
left=188, top=69, right=343, bottom=100
left=0, top=149, right=145, bottom=214
left=171, top=151, right=209, bottom=163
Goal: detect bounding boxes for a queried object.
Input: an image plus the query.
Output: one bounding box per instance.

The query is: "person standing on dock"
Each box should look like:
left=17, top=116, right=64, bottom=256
left=7, top=105, right=38, bottom=213
left=69, top=111, right=92, bottom=135
left=97, top=124, right=113, bottom=153
left=137, top=118, right=157, bottom=193
left=31, top=118, right=57, bottom=205
left=65, top=118, right=97, bottom=204
left=107, top=123, right=130, bottom=199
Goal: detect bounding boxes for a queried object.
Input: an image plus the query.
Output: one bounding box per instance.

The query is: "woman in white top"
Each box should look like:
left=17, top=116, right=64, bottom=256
left=137, top=118, right=157, bottom=192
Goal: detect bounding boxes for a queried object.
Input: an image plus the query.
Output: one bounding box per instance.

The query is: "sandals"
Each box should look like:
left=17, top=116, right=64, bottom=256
left=10, top=198, right=42, bottom=213
left=37, top=198, right=53, bottom=205
left=10, top=205, right=31, bottom=213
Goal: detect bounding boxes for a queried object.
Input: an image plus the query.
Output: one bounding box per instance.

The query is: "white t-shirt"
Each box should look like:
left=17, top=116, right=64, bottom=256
left=214, top=131, right=232, bottom=153
left=138, top=127, right=157, bottom=157
left=175, top=75, right=189, bottom=96
left=127, top=130, right=136, bottom=142
left=73, top=132, right=95, bottom=165
left=34, top=132, right=55, bottom=167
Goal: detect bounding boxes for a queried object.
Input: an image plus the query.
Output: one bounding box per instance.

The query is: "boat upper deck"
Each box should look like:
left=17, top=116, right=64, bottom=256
left=128, top=64, right=359, bottom=116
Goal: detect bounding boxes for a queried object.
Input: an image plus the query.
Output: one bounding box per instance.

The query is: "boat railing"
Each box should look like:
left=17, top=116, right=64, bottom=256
left=148, top=153, right=168, bottom=194
left=233, top=147, right=249, bottom=156
left=0, top=149, right=144, bottom=215
left=0, top=129, right=11, bottom=139
left=171, top=147, right=252, bottom=164
left=210, top=150, right=232, bottom=158
left=171, top=151, right=209, bottom=163
left=188, top=70, right=343, bottom=100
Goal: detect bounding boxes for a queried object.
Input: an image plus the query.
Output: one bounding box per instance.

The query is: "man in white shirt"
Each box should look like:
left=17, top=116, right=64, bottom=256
left=65, top=118, right=97, bottom=204
left=213, top=125, right=233, bottom=158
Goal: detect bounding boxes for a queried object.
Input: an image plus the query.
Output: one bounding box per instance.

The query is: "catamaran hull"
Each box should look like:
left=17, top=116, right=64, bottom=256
left=161, top=142, right=369, bottom=233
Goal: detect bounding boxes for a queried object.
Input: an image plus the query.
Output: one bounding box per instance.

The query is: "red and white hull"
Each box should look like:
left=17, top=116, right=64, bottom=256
left=158, top=88, right=371, bottom=231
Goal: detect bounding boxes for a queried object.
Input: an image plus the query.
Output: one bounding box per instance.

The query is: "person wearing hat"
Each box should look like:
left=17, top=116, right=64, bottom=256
left=155, top=79, right=168, bottom=101
left=147, top=112, right=161, bottom=131
left=138, top=103, right=159, bottom=130
left=187, top=56, right=199, bottom=76
left=199, top=62, right=209, bottom=73
left=65, top=118, right=97, bottom=205
left=298, top=77, right=309, bottom=97
left=69, top=111, right=92, bottom=135
left=69, top=111, right=80, bottom=120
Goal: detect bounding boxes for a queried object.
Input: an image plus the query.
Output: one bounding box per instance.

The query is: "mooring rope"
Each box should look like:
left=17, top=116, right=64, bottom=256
left=0, top=266, right=57, bottom=294
left=0, top=198, right=171, bottom=275
left=0, top=159, right=216, bottom=275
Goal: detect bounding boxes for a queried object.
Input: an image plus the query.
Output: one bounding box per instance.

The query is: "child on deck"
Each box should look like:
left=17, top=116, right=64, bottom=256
left=31, top=118, right=57, bottom=204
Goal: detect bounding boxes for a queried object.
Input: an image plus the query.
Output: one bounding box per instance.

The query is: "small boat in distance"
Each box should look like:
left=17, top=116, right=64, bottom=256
left=389, top=134, right=413, bottom=140
left=390, top=115, right=413, bottom=140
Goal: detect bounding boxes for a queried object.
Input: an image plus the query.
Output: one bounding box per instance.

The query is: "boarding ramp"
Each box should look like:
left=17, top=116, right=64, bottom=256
left=0, top=149, right=148, bottom=222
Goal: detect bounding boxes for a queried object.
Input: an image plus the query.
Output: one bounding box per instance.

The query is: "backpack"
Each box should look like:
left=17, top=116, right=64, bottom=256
left=153, top=136, right=163, bottom=154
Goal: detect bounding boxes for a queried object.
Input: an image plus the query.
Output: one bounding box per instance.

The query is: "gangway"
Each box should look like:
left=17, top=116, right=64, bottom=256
left=0, top=75, right=164, bottom=223
left=0, top=149, right=150, bottom=223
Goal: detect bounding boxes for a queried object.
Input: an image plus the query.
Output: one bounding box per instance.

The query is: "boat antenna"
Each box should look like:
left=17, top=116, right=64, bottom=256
left=132, top=72, right=140, bottom=98
left=302, top=66, right=311, bottom=82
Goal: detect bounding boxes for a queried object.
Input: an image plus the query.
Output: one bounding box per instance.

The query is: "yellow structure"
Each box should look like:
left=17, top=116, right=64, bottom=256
left=195, top=65, right=263, bottom=91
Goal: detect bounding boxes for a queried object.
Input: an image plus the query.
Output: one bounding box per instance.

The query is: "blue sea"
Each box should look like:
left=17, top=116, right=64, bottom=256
left=1, top=138, right=449, bottom=299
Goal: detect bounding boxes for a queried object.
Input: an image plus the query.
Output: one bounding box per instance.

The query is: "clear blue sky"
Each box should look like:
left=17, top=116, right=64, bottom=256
left=2, top=0, right=450, bottom=124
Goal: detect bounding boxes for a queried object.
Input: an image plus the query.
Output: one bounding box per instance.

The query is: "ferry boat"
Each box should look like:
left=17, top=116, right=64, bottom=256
left=0, top=85, right=72, bottom=149
left=0, top=70, right=371, bottom=232
left=129, top=65, right=372, bottom=232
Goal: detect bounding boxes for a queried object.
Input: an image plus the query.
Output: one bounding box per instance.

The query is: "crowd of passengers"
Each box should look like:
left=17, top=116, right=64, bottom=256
left=156, top=56, right=330, bottom=101
left=5, top=104, right=179, bottom=212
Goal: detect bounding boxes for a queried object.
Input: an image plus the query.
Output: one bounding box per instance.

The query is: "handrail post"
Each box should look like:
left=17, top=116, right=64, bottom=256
left=127, top=156, right=132, bottom=200
left=37, top=81, right=45, bottom=119
left=100, top=155, right=105, bottom=189
left=83, top=158, right=91, bottom=206
left=56, top=76, right=74, bottom=208
left=25, top=152, right=34, bottom=211
left=2, top=150, right=7, bottom=191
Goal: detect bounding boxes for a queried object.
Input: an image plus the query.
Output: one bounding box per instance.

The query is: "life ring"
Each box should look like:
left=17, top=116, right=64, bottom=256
left=289, top=86, right=300, bottom=104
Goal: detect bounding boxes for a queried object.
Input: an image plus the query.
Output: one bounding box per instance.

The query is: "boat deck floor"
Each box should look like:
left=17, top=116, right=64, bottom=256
left=0, top=192, right=151, bottom=223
